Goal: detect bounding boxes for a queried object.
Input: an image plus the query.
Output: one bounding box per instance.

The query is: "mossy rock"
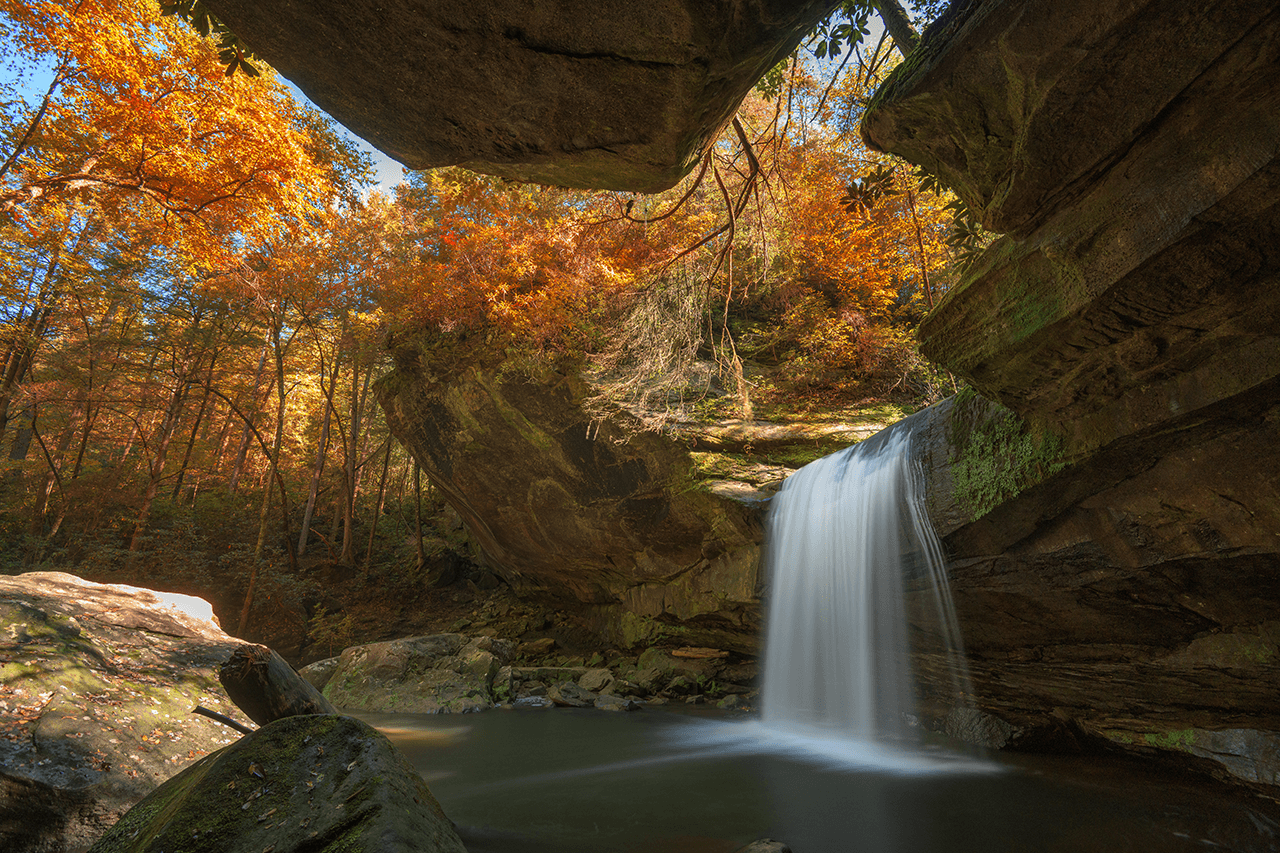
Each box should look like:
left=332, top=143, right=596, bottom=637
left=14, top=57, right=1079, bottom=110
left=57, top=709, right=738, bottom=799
left=89, top=715, right=465, bottom=853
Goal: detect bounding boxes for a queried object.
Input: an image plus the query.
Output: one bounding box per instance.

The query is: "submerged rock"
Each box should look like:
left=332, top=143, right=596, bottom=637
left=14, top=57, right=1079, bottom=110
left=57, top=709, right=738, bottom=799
left=322, top=634, right=514, bottom=714
left=0, top=572, right=245, bottom=853
left=87, top=714, right=466, bottom=853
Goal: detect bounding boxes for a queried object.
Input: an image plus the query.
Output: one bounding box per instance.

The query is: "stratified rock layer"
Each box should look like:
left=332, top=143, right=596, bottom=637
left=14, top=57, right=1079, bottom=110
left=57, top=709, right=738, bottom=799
left=864, top=0, right=1280, bottom=459
left=201, top=0, right=839, bottom=191
left=377, top=339, right=762, bottom=651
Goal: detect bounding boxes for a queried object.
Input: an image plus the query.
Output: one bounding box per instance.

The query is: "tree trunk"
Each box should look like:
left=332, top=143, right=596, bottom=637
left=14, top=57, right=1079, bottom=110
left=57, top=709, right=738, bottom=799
left=229, top=333, right=271, bottom=493
left=218, top=643, right=336, bottom=724
left=362, top=437, right=393, bottom=575
left=297, top=362, right=335, bottom=557
left=171, top=353, right=219, bottom=500
left=414, top=462, right=426, bottom=571
left=127, top=379, right=188, bottom=551
left=338, top=356, right=373, bottom=566
left=875, top=0, right=919, bottom=57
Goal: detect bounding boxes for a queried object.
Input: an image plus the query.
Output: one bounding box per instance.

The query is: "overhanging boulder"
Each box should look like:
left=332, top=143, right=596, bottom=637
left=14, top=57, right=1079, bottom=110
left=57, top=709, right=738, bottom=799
left=376, top=336, right=762, bottom=652
left=201, top=0, right=840, bottom=191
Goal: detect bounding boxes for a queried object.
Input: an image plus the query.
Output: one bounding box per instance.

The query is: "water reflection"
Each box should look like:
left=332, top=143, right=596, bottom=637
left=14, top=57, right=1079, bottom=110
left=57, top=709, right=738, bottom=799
left=354, top=707, right=1280, bottom=853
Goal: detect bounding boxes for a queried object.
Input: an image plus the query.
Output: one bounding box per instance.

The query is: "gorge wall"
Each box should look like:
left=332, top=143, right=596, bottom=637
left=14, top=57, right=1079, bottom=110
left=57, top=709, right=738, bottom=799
left=865, top=0, right=1280, bottom=788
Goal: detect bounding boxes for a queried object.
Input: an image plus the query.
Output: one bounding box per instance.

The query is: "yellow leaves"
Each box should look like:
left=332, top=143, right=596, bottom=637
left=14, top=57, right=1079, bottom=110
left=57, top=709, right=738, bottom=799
left=2, top=0, right=338, bottom=267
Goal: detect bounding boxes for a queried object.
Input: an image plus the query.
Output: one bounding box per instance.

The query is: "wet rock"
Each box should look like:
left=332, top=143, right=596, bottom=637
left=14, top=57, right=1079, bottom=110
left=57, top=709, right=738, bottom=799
left=322, top=634, right=512, bottom=714
left=510, top=665, right=588, bottom=684
left=578, top=668, right=615, bottom=693
left=512, top=696, right=555, bottom=710
left=716, top=694, right=751, bottom=712
left=628, top=667, right=668, bottom=695
left=943, top=707, right=1018, bottom=750
left=0, top=572, right=245, bottom=853
left=1185, top=730, right=1280, bottom=786
left=547, top=681, right=597, bottom=708
left=297, top=656, right=340, bottom=692
left=87, top=714, right=466, bottom=853
left=664, top=675, right=699, bottom=697
left=736, top=840, right=791, bottom=853
left=516, top=637, right=556, bottom=657
left=593, top=695, right=640, bottom=713
left=602, top=678, right=644, bottom=698
left=201, top=0, right=840, bottom=191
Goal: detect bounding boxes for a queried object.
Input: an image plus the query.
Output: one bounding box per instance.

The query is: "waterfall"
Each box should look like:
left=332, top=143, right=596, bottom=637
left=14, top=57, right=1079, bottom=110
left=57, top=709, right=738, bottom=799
left=759, top=417, right=969, bottom=746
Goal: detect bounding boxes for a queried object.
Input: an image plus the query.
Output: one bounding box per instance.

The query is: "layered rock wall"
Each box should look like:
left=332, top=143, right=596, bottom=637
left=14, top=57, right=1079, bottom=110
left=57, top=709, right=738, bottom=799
left=866, top=0, right=1280, bottom=788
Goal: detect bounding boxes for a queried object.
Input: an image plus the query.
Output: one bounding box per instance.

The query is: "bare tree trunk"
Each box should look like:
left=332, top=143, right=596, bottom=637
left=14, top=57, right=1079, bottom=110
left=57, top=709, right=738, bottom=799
left=362, top=437, right=393, bottom=576
left=229, top=333, right=271, bottom=493
left=414, top=462, right=426, bottom=571
left=875, top=0, right=919, bottom=57
left=241, top=313, right=298, bottom=637
left=338, top=359, right=373, bottom=566
left=297, top=363, right=335, bottom=557
left=127, top=380, right=188, bottom=551
left=171, top=354, right=219, bottom=500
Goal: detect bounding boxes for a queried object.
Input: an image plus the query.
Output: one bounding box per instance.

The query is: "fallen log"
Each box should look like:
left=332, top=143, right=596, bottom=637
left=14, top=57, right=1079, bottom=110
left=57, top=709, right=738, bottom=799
left=218, top=643, right=337, bottom=726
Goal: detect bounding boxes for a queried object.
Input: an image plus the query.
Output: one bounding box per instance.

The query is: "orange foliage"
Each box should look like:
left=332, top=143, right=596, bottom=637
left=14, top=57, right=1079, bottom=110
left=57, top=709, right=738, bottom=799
left=1, top=0, right=336, bottom=265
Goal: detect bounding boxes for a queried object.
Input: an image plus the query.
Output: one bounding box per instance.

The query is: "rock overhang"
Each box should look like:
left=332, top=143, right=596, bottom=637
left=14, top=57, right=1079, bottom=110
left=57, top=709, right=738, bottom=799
left=200, top=0, right=842, bottom=191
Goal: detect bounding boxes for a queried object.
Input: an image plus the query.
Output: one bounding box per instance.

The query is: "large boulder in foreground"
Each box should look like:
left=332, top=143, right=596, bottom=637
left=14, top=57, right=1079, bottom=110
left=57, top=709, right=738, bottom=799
left=88, top=714, right=465, bottom=853
left=202, top=0, right=839, bottom=191
left=377, top=338, right=762, bottom=652
left=0, top=572, right=246, bottom=853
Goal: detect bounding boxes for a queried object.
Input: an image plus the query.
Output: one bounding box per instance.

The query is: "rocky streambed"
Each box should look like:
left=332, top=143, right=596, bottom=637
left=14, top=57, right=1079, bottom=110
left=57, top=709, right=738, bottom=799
left=301, top=632, right=759, bottom=717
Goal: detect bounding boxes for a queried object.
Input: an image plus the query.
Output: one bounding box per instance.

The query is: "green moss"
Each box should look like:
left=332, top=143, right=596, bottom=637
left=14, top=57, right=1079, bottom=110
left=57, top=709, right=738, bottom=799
left=618, top=611, right=652, bottom=646
left=1143, top=729, right=1197, bottom=751
left=948, top=388, right=1066, bottom=518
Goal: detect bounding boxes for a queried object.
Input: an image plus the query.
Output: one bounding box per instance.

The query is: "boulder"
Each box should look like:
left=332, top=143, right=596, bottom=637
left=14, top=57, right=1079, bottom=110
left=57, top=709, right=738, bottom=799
left=322, top=634, right=514, bottom=714
left=377, top=340, right=763, bottom=652
left=578, top=668, right=615, bottom=693
left=298, top=656, right=340, bottom=692
left=547, top=681, right=596, bottom=708
left=201, top=0, right=840, bottom=191
left=87, top=714, right=466, bottom=853
left=593, top=694, right=640, bottom=712
left=0, top=572, right=246, bottom=853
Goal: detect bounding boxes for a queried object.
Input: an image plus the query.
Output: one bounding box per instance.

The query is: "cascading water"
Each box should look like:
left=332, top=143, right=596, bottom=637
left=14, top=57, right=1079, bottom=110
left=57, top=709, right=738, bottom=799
left=758, top=415, right=971, bottom=756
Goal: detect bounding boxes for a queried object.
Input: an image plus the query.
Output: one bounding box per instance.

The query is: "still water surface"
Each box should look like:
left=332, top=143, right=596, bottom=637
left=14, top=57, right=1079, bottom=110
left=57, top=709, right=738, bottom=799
left=352, top=707, right=1280, bottom=853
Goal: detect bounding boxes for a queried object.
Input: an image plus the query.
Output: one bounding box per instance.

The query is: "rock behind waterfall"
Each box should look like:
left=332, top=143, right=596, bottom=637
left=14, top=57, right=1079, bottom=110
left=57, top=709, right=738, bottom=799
left=88, top=714, right=466, bottom=853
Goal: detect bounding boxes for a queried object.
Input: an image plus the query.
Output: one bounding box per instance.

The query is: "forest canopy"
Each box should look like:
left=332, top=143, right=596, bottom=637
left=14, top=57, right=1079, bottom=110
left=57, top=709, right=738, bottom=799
left=0, top=0, right=972, bottom=631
